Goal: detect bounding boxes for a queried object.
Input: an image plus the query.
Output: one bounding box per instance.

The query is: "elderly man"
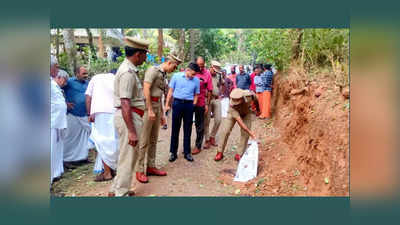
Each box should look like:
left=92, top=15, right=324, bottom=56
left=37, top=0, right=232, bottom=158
left=136, top=53, right=182, bottom=183
left=236, top=65, right=251, bottom=90
left=51, top=69, right=68, bottom=183
left=192, top=56, right=213, bottom=155
left=203, top=60, right=222, bottom=149
left=50, top=55, right=59, bottom=78
left=214, top=88, right=258, bottom=162
left=165, top=62, right=201, bottom=162
left=62, top=66, right=91, bottom=166
left=108, top=37, right=149, bottom=197
left=85, top=70, right=119, bottom=182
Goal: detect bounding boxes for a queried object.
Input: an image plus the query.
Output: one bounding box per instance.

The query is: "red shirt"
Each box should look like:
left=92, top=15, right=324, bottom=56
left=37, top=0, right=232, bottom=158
left=250, top=72, right=256, bottom=91
left=228, top=73, right=237, bottom=89
left=195, top=68, right=213, bottom=107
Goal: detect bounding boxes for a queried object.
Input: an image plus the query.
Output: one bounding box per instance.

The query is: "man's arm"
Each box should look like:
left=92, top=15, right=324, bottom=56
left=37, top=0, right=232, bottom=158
left=235, top=116, right=256, bottom=139
left=85, top=95, right=95, bottom=122
left=121, top=98, right=138, bottom=146
left=85, top=95, right=91, bottom=115
left=164, top=87, right=174, bottom=112
left=193, top=94, right=199, bottom=105
left=143, top=82, right=156, bottom=120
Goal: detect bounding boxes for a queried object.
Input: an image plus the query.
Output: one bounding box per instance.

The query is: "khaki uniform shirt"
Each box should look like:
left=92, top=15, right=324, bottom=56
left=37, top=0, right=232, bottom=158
left=211, top=75, right=221, bottom=97
left=144, top=65, right=166, bottom=99
left=228, top=95, right=256, bottom=119
left=113, top=58, right=145, bottom=110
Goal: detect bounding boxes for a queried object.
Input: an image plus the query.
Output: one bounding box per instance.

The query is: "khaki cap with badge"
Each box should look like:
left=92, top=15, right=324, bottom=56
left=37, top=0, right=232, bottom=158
left=211, top=60, right=222, bottom=74
left=230, top=88, right=253, bottom=105
left=124, top=36, right=150, bottom=51
left=167, top=53, right=183, bottom=65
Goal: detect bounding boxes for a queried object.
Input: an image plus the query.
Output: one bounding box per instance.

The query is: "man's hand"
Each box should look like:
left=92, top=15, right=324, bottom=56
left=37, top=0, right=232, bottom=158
left=148, top=110, right=156, bottom=121
left=165, top=104, right=171, bottom=113
left=160, top=116, right=167, bottom=126
left=88, top=114, right=95, bottom=123
left=249, top=131, right=256, bottom=140
left=204, top=104, right=209, bottom=115
left=67, top=102, right=75, bottom=109
left=128, top=131, right=138, bottom=147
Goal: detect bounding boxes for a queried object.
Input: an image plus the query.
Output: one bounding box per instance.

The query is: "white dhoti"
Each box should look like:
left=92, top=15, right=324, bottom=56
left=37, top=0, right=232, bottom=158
left=51, top=78, right=67, bottom=184
left=90, top=113, right=119, bottom=174
left=63, top=113, right=91, bottom=162
left=51, top=128, right=64, bottom=183
left=221, top=97, right=230, bottom=118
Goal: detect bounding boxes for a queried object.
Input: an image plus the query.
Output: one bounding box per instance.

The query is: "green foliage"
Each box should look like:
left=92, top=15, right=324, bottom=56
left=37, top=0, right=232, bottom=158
left=301, top=29, right=349, bottom=67
left=247, top=29, right=292, bottom=71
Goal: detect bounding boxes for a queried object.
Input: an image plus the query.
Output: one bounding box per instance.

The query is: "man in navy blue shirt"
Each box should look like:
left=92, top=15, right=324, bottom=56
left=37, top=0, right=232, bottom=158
left=165, top=62, right=201, bottom=162
left=62, top=66, right=92, bottom=165
left=236, top=65, right=251, bottom=90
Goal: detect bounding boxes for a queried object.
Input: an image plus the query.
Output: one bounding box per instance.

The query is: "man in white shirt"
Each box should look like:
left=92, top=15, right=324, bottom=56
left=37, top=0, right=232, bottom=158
left=85, top=71, right=119, bottom=182
left=51, top=69, right=68, bottom=183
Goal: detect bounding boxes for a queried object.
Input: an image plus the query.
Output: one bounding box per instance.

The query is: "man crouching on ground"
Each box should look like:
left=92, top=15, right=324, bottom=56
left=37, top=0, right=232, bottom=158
left=214, top=88, right=259, bottom=162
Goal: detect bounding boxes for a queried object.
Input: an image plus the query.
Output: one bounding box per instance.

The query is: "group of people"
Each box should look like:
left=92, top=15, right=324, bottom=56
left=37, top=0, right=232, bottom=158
left=50, top=35, right=275, bottom=196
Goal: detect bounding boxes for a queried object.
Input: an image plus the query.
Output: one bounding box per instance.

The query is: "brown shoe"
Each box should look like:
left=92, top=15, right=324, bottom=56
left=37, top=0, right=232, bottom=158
left=108, top=191, right=135, bottom=197
left=203, top=140, right=211, bottom=149
left=209, top=137, right=218, bottom=147
left=234, top=154, right=241, bottom=161
left=192, top=147, right=201, bottom=155
left=214, top=152, right=223, bottom=161
left=136, top=172, right=149, bottom=183
left=147, top=167, right=167, bottom=176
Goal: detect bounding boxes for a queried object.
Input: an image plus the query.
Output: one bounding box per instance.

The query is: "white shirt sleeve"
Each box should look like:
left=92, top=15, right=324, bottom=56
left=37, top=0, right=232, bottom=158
left=85, top=78, right=95, bottom=96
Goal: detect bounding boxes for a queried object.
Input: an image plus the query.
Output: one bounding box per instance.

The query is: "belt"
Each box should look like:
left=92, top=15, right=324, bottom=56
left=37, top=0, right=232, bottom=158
left=174, top=98, right=193, bottom=103
left=116, top=106, right=144, bottom=117
left=212, top=95, right=219, bottom=99
left=151, top=96, right=160, bottom=102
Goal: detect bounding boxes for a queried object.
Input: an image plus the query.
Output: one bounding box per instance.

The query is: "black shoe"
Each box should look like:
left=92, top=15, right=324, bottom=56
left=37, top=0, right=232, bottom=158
left=63, top=162, right=77, bottom=170
left=184, top=154, right=194, bottom=162
left=169, top=154, right=178, bottom=162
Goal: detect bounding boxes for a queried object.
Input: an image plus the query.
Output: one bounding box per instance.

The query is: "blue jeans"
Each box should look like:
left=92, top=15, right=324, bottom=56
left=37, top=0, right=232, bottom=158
left=170, top=99, right=194, bottom=155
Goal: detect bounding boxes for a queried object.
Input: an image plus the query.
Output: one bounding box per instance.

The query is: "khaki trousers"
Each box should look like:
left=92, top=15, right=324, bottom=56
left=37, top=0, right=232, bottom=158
left=110, top=109, right=143, bottom=196
left=137, top=105, right=161, bottom=172
left=204, top=98, right=221, bottom=141
left=217, top=113, right=251, bottom=156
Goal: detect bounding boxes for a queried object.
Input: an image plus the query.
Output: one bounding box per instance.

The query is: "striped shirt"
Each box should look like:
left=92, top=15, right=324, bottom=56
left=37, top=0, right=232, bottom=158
left=261, top=70, right=274, bottom=91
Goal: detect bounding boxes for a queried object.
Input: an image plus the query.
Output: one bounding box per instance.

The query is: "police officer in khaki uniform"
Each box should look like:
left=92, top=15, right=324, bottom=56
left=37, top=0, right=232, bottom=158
left=214, top=88, right=259, bottom=162
left=136, top=54, right=182, bottom=183
left=108, top=36, right=149, bottom=197
left=204, top=60, right=222, bottom=149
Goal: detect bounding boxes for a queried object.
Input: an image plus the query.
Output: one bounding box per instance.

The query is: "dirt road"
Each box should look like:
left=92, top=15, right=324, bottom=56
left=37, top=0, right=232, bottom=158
left=52, top=114, right=263, bottom=197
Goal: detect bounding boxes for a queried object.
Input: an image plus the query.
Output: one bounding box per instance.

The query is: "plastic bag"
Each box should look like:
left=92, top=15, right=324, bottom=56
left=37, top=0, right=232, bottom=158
left=234, top=140, right=258, bottom=182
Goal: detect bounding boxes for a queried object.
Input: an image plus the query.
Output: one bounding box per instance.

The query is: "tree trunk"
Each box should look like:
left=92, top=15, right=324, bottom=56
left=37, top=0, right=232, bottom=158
left=158, top=28, right=164, bottom=63
left=62, top=29, right=77, bottom=75
left=98, top=29, right=105, bottom=59
left=237, top=30, right=244, bottom=64
left=189, top=29, right=195, bottom=61
left=291, top=28, right=303, bottom=60
left=178, top=29, right=185, bottom=61
left=86, top=28, right=97, bottom=60
left=55, top=29, right=60, bottom=61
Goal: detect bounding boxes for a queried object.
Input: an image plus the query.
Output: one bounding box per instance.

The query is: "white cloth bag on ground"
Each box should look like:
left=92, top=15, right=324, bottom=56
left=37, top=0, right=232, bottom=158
left=234, top=140, right=258, bottom=182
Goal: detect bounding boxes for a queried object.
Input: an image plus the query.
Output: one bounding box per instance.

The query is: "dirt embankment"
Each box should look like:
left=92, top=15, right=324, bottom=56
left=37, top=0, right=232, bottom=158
left=241, top=68, right=349, bottom=196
